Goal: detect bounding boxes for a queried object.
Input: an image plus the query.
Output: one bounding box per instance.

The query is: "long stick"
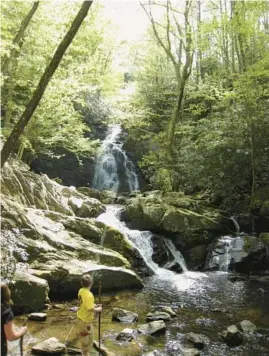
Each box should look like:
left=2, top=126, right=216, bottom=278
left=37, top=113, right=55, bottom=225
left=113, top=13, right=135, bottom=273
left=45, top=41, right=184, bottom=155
left=20, top=319, right=27, bottom=356
left=98, top=281, right=102, bottom=356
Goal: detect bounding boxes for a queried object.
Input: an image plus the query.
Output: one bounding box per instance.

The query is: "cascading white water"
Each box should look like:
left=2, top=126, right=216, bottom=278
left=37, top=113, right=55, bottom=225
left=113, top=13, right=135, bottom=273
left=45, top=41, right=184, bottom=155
left=163, top=238, right=188, bottom=272
left=92, top=125, right=139, bottom=192
left=97, top=205, right=207, bottom=290
left=231, top=216, right=240, bottom=234
left=207, top=235, right=246, bottom=271
left=96, top=205, right=173, bottom=277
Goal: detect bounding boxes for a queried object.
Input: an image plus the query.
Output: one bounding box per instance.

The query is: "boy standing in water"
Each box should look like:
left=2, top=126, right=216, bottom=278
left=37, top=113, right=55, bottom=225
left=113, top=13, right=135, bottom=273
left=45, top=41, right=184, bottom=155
left=77, top=274, right=102, bottom=356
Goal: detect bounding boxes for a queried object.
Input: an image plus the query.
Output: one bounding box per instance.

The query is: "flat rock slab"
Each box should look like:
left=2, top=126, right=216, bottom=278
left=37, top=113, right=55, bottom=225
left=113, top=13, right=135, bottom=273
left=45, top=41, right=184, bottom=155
left=112, top=308, right=138, bottom=323
left=182, top=348, right=201, bottom=356
left=32, top=337, right=66, bottom=354
left=146, top=311, right=171, bottom=322
left=137, top=320, right=166, bottom=335
left=28, top=313, right=47, bottom=321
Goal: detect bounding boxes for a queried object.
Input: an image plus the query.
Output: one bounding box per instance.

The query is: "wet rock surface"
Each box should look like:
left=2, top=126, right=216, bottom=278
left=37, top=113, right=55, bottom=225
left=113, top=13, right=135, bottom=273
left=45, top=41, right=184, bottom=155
left=32, top=337, right=66, bottom=354
left=221, top=324, right=244, bottom=347
left=112, top=308, right=138, bottom=323
left=137, top=320, right=166, bottom=335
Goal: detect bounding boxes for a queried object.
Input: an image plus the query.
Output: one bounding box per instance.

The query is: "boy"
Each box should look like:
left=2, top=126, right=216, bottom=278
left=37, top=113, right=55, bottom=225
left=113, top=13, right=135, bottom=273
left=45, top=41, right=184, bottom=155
left=77, top=274, right=102, bottom=356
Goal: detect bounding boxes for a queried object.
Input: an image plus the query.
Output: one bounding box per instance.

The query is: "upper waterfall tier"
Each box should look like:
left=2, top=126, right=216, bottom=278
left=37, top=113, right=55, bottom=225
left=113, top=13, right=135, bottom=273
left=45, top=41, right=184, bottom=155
left=92, top=125, right=139, bottom=193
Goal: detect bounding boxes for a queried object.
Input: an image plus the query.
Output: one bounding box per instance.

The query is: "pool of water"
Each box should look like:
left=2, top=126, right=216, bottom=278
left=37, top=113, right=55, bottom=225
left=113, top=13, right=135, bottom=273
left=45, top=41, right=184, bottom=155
left=9, top=272, right=269, bottom=356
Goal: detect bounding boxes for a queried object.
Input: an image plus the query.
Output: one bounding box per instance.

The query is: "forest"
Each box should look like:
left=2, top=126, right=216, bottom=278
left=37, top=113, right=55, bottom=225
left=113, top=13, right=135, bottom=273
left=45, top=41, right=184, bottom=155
left=1, top=1, right=269, bottom=356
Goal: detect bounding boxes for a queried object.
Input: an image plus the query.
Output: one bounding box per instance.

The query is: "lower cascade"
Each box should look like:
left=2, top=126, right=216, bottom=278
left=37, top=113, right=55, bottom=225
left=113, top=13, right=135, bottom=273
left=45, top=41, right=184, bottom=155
left=96, top=205, right=207, bottom=291
left=206, top=235, right=246, bottom=271
left=92, top=125, right=139, bottom=193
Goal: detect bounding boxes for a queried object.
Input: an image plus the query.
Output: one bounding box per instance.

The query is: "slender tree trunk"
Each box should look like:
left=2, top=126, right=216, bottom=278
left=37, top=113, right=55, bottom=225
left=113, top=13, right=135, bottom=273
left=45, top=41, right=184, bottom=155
left=250, top=121, right=256, bottom=196
left=2, top=1, right=39, bottom=77
left=196, top=0, right=202, bottom=84
left=1, top=1, right=93, bottom=168
left=230, top=1, right=236, bottom=73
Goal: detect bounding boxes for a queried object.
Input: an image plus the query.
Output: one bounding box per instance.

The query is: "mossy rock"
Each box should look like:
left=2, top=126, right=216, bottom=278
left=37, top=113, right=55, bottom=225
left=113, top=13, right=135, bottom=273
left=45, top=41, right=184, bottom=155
left=251, top=187, right=269, bottom=216
left=63, top=217, right=103, bottom=244
left=77, top=187, right=101, bottom=200
left=103, top=227, right=134, bottom=257
left=10, top=272, right=49, bottom=312
left=259, top=232, right=269, bottom=246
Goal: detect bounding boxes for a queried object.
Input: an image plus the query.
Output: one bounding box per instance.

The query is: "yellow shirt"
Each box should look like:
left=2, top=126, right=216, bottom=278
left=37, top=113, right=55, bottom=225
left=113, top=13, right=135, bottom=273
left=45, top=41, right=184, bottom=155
left=77, top=287, right=94, bottom=323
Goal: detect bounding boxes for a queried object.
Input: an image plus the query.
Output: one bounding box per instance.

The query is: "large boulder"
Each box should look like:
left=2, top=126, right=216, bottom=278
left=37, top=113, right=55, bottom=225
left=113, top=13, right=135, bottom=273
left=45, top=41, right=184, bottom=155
left=30, top=262, right=143, bottom=296
left=10, top=272, right=49, bottom=312
left=221, top=325, right=244, bottom=347
left=121, top=192, right=230, bottom=249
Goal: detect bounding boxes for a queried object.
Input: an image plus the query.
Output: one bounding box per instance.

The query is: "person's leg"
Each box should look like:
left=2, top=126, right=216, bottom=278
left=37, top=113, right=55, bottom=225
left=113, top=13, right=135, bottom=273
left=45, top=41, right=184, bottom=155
left=78, top=320, right=93, bottom=356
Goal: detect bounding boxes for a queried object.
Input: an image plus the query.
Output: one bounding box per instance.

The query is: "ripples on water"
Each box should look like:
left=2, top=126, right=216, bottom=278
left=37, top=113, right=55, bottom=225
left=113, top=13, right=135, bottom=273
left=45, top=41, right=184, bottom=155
left=138, top=271, right=269, bottom=355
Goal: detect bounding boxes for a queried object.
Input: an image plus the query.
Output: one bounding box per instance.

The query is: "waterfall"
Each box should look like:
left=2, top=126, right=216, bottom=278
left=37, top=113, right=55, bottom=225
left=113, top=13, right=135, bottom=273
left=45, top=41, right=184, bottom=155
left=92, top=125, right=139, bottom=193
left=97, top=205, right=175, bottom=277
left=231, top=216, right=240, bottom=234
left=207, top=235, right=246, bottom=271
left=163, top=238, right=188, bottom=272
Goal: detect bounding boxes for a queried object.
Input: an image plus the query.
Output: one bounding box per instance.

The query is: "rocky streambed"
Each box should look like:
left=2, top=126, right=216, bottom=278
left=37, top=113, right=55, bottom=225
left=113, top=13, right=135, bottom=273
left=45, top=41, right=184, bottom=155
left=9, top=272, right=269, bottom=356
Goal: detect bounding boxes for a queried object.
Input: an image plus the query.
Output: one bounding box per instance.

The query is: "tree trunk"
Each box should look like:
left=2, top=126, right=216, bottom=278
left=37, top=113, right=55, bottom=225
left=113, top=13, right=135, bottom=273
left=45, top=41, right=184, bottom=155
left=2, top=1, right=39, bottom=77
left=1, top=1, right=93, bottom=168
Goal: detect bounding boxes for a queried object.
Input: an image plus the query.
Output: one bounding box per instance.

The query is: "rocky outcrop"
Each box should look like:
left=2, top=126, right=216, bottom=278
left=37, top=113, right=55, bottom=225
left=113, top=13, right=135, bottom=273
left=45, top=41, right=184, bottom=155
left=1, top=160, right=144, bottom=309
left=30, top=147, right=96, bottom=188
left=121, top=191, right=232, bottom=249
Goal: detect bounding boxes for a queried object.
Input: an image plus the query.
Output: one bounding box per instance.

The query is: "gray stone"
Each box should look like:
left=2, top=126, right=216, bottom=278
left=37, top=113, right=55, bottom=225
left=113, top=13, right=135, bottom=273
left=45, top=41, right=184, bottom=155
left=32, top=337, right=66, bottom=354
left=28, top=313, right=47, bottom=321
left=146, top=311, right=171, bottom=322
left=116, top=328, right=136, bottom=341
left=137, top=320, right=166, bottom=335
left=182, top=348, right=201, bottom=356
left=162, top=306, right=176, bottom=317
left=185, top=332, right=210, bottom=349
left=112, top=308, right=138, bottom=323
left=221, top=325, right=244, bottom=347
left=10, top=272, right=49, bottom=312
left=238, top=320, right=257, bottom=333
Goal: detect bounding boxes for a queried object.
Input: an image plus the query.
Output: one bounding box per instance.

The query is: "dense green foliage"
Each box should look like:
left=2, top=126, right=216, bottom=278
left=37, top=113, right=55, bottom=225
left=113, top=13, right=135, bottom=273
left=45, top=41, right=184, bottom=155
left=1, top=1, right=119, bottom=161
left=120, top=0, right=269, bottom=209
left=1, top=0, right=268, bottom=210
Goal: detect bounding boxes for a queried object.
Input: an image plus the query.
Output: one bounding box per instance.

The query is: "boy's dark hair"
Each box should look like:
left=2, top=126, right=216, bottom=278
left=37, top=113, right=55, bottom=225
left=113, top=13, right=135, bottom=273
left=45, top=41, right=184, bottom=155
left=81, top=274, right=93, bottom=287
